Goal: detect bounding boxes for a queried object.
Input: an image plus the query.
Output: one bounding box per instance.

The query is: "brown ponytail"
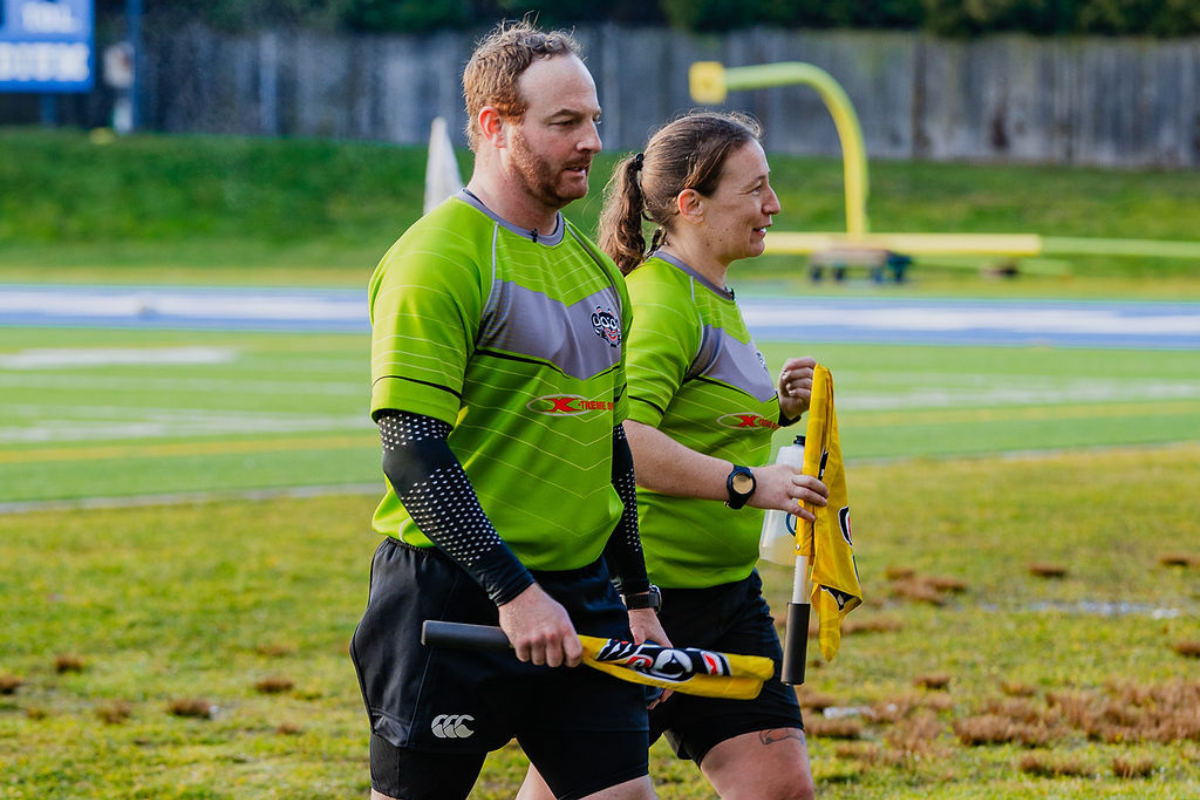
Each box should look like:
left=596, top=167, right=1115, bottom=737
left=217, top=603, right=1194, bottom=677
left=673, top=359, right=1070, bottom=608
left=598, top=153, right=649, bottom=275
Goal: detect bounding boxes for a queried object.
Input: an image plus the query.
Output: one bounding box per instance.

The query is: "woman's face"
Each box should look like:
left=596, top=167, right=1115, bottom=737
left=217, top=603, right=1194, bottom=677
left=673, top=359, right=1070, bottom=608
left=700, top=140, right=781, bottom=266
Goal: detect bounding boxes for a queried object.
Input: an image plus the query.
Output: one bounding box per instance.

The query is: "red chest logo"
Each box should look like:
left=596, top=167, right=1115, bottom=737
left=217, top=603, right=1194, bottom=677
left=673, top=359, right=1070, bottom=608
left=717, top=413, right=780, bottom=431
left=527, top=395, right=615, bottom=416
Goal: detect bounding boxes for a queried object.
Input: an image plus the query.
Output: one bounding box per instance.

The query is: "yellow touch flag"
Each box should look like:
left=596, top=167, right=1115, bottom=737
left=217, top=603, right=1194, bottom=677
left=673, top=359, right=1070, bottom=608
left=797, top=364, right=863, bottom=661
left=579, top=635, right=775, bottom=700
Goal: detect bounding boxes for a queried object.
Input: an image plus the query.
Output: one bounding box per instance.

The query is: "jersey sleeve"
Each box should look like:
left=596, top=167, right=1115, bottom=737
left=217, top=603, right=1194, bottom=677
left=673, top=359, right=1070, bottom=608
left=612, top=266, right=633, bottom=426
left=368, top=224, right=487, bottom=426
left=624, top=270, right=700, bottom=428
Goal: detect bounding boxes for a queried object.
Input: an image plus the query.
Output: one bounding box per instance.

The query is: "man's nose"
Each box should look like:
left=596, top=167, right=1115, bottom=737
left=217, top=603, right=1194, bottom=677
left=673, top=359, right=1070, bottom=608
left=579, top=121, right=602, bottom=153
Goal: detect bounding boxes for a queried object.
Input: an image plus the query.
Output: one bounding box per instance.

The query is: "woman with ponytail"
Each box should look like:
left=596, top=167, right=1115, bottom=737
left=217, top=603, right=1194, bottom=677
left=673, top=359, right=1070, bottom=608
left=521, top=112, right=826, bottom=800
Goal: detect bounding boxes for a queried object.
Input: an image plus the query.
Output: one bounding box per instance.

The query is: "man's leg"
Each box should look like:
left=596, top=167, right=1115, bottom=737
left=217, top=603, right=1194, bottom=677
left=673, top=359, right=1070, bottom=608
left=368, top=734, right=487, bottom=800
left=518, top=728, right=655, bottom=800
left=699, top=727, right=814, bottom=800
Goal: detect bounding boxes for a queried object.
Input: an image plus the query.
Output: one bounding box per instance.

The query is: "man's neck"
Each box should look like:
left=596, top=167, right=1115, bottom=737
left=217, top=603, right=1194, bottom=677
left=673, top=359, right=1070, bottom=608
left=466, top=173, right=559, bottom=235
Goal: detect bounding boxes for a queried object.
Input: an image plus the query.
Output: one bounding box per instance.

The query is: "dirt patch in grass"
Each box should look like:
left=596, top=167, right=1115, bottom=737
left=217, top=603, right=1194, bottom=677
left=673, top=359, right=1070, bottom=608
left=1027, top=563, right=1068, bottom=579
left=1112, top=756, right=1156, bottom=779
left=1019, top=753, right=1092, bottom=778
left=999, top=681, right=1038, bottom=698
left=806, top=717, right=865, bottom=740
left=168, top=698, right=215, bottom=719
left=255, top=642, right=297, bottom=658
left=55, top=654, right=86, bottom=674
left=915, top=672, right=952, bottom=691
left=1173, top=640, right=1200, bottom=658
left=254, top=675, right=295, bottom=694
left=97, top=699, right=132, bottom=725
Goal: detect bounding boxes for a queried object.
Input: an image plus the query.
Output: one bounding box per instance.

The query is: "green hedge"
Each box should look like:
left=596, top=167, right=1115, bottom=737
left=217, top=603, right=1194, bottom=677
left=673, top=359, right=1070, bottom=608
left=96, top=0, right=1200, bottom=36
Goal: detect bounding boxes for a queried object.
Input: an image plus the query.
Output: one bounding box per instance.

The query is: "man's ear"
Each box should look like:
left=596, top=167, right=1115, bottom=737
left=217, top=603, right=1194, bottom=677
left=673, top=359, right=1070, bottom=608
left=478, top=106, right=506, bottom=147
left=675, top=188, right=705, bottom=226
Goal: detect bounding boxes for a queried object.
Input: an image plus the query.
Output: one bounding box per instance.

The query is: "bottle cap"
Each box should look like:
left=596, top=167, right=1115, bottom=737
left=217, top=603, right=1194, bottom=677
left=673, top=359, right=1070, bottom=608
left=794, top=435, right=806, bottom=446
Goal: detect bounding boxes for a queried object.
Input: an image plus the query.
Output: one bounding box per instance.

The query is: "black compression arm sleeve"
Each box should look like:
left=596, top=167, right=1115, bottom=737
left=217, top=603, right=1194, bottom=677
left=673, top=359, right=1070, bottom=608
left=604, top=425, right=651, bottom=597
left=377, top=410, right=534, bottom=605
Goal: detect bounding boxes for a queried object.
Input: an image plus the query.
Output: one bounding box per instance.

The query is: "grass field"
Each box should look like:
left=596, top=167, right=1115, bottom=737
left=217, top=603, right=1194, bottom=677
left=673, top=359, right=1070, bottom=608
left=3, top=326, right=1199, bottom=505
left=1, top=127, right=1198, bottom=797
left=1, top=448, right=1197, bottom=799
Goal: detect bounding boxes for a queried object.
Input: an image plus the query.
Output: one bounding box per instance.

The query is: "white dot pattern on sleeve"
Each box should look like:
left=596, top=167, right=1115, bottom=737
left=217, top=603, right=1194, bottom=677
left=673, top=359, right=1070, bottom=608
left=613, top=467, right=642, bottom=553
left=378, top=412, right=450, bottom=450
left=402, top=467, right=505, bottom=566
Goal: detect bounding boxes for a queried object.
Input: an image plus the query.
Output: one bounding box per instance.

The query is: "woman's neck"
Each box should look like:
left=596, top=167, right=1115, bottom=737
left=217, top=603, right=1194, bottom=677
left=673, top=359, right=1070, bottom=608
left=658, top=239, right=729, bottom=290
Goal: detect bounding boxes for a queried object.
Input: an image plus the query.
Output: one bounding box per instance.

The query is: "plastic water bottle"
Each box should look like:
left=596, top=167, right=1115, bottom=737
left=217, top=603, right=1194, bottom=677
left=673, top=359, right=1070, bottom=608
left=759, top=435, right=806, bottom=565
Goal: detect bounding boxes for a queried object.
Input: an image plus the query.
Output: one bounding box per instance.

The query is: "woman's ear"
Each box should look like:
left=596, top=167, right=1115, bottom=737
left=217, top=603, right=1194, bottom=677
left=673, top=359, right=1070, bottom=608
left=675, top=189, right=705, bottom=226
left=478, top=106, right=506, bottom=147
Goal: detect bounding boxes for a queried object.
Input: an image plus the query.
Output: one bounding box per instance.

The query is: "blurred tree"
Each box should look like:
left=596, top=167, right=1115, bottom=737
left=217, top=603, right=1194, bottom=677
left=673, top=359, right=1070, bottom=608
left=922, top=0, right=1079, bottom=37
left=495, top=0, right=665, bottom=25
left=89, top=0, right=1200, bottom=36
left=1078, top=0, right=1200, bottom=36
left=341, top=0, right=482, bottom=31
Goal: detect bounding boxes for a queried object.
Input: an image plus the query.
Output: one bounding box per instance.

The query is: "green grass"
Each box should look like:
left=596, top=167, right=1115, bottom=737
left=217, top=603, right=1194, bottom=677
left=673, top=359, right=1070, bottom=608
left=2, top=128, right=1199, bottom=297
left=3, top=327, right=1198, bottom=504
left=2, top=126, right=1198, bottom=796
left=1, top=447, right=1197, bottom=799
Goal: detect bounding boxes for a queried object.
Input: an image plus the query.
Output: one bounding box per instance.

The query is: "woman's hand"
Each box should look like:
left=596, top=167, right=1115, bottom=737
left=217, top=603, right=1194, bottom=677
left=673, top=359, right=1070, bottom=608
left=777, top=356, right=817, bottom=421
left=749, top=462, right=828, bottom=520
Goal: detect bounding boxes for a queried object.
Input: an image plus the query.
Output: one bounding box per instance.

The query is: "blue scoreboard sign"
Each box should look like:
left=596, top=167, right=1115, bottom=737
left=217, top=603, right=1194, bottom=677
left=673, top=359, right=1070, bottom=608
left=0, top=0, right=94, bottom=92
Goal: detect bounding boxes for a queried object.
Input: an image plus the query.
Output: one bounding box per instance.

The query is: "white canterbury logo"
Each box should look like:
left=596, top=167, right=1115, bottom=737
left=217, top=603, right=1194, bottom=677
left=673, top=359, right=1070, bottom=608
left=431, top=714, right=475, bottom=739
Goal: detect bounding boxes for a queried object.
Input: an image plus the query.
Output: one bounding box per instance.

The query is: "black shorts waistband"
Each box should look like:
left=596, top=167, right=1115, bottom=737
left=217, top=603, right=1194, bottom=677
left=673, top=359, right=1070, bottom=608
left=383, top=536, right=607, bottom=584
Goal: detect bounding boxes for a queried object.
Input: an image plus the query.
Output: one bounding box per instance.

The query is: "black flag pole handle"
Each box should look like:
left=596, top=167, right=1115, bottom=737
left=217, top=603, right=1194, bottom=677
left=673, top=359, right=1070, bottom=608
left=780, top=554, right=810, bottom=685
left=421, top=620, right=513, bottom=651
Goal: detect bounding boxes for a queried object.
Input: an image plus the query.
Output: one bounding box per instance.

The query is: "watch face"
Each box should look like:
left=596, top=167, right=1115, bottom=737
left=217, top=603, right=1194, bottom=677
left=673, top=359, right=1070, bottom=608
left=731, top=471, right=755, bottom=495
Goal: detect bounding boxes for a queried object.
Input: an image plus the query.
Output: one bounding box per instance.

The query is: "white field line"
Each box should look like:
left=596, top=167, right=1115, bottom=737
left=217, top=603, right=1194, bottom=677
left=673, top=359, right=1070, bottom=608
left=0, top=291, right=362, bottom=321
left=0, top=407, right=372, bottom=444
left=0, top=483, right=381, bottom=515
left=743, top=305, right=1200, bottom=335
left=837, top=378, right=1200, bottom=410
left=0, top=347, right=238, bottom=369
left=0, top=372, right=363, bottom=395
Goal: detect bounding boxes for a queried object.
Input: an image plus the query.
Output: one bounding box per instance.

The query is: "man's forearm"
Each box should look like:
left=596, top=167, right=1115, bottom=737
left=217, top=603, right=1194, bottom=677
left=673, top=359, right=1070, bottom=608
left=377, top=409, right=534, bottom=605
left=604, top=424, right=650, bottom=597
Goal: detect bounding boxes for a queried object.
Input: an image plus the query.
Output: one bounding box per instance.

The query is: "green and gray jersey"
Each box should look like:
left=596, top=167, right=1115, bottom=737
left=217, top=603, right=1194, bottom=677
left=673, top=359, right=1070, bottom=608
left=369, top=190, right=632, bottom=572
left=625, top=253, right=781, bottom=588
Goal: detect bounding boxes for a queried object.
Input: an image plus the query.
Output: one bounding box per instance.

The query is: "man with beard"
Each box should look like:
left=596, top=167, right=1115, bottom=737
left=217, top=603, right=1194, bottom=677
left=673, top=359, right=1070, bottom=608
left=351, top=19, right=668, bottom=800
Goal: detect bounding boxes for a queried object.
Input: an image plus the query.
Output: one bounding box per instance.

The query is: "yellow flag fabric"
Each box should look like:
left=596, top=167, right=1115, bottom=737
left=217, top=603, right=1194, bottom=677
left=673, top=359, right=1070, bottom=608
left=797, top=364, right=863, bottom=661
left=578, top=635, right=775, bottom=700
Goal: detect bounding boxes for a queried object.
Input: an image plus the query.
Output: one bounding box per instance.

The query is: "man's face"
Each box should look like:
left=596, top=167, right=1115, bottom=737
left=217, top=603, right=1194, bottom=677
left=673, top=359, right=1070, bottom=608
left=504, top=55, right=602, bottom=212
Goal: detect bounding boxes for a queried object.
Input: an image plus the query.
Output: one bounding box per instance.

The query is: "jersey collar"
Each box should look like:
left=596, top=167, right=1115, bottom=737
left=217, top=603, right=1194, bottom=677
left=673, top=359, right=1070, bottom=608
left=458, top=189, right=566, bottom=246
left=650, top=250, right=735, bottom=300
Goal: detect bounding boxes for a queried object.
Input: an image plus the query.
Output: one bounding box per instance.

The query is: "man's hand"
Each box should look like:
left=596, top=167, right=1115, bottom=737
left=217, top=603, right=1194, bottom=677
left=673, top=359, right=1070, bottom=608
left=627, top=607, right=671, bottom=649
left=778, top=356, right=817, bottom=421
left=497, top=583, right=582, bottom=668
left=627, top=607, right=673, bottom=707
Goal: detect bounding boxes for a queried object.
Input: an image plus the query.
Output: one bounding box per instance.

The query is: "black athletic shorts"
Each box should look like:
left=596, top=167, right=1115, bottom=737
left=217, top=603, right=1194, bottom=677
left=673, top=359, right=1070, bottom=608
left=350, top=538, right=650, bottom=800
left=648, top=570, right=804, bottom=764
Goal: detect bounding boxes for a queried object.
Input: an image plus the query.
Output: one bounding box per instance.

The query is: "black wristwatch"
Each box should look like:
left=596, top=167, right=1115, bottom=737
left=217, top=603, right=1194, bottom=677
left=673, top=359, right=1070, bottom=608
left=725, top=464, right=756, bottom=509
left=623, top=584, right=662, bottom=613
